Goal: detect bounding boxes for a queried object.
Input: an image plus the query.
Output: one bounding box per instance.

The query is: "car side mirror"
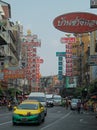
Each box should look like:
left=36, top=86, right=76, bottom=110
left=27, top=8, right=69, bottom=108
left=41, top=107, right=44, bottom=111
left=13, top=106, right=17, bottom=110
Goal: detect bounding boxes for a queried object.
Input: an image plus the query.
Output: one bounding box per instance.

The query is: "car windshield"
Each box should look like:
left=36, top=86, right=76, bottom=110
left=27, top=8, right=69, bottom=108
left=17, top=103, right=38, bottom=110
left=71, top=99, right=80, bottom=103
left=54, top=97, right=61, bottom=100
left=28, top=97, right=46, bottom=102
left=47, top=97, right=53, bottom=100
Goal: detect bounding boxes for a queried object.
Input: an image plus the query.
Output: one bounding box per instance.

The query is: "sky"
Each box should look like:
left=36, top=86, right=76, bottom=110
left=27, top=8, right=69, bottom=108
left=4, top=0, right=97, bottom=76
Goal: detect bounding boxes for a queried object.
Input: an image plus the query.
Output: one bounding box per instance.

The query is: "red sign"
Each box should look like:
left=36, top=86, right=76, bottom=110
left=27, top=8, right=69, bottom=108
left=60, top=37, right=76, bottom=43
left=23, top=42, right=41, bottom=47
left=36, top=58, right=44, bottom=63
left=53, top=12, right=97, bottom=33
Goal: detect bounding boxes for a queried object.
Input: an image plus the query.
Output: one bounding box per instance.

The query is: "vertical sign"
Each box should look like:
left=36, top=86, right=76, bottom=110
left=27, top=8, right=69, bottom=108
left=58, top=56, right=63, bottom=80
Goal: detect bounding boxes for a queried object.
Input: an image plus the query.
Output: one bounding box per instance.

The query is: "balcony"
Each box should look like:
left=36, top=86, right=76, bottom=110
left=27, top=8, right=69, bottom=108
left=0, top=26, right=7, bottom=45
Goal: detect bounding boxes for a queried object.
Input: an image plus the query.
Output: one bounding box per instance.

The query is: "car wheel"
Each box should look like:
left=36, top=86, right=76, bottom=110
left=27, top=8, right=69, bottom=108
left=37, top=116, right=41, bottom=125
left=52, top=104, right=54, bottom=107
left=12, top=122, right=17, bottom=126
left=42, top=116, right=45, bottom=122
left=45, top=112, right=47, bottom=116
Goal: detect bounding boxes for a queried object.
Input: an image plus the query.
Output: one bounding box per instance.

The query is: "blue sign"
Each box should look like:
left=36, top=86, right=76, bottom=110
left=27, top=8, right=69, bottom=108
left=56, top=52, right=66, bottom=56
left=58, top=71, right=62, bottom=75
left=58, top=75, right=63, bottom=80
left=58, top=62, right=63, bottom=65
left=58, top=57, right=63, bottom=61
left=58, top=66, right=63, bottom=70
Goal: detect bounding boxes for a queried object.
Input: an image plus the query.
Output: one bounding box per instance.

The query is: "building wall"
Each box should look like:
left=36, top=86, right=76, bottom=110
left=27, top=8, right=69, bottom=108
left=72, top=33, right=90, bottom=86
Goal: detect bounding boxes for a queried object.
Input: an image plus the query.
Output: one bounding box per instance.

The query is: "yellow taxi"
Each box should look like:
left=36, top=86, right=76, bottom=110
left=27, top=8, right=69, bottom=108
left=12, top=100, right=45, bottom=125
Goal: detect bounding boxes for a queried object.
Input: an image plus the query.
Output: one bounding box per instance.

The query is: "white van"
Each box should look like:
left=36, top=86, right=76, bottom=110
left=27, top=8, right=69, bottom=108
left=28, top=92, right=47, bottom=116
left=53, top=95, right=62, bottom=106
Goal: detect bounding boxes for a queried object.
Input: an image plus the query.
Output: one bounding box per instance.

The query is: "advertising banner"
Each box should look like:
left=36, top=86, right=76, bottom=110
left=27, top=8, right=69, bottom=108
left=53, top=12, right=97, bottom=33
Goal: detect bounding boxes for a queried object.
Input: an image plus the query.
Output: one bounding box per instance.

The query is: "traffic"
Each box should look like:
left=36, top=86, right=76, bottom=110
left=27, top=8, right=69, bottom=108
left=0, top=0, right=97, bottom=130
left=0, top=99, right=97, bottom=130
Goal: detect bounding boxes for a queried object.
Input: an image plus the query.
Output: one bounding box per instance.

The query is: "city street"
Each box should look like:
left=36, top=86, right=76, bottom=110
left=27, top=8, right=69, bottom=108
left=0, top=106, right=97, bottom=130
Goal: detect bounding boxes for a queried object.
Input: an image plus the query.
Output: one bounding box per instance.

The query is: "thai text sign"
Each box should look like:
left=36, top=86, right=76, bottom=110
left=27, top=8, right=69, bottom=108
left=60, top=37, right=76, bottom=43
left=53, top=12, right=97, bottom=33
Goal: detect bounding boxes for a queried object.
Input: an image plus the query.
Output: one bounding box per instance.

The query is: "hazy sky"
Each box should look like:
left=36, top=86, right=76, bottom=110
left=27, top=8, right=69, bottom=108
left=4, top=0, right=97, bottom=76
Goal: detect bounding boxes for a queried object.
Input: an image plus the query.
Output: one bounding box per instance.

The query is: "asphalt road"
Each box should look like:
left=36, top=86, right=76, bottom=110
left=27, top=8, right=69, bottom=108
left=0, top=106, right=97, bottom=130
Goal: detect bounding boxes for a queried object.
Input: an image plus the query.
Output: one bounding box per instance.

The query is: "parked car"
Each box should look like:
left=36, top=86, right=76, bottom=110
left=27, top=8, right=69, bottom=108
left=12, top=100, right=45, bottom=125
left=70, top=98, right=81, bottom=110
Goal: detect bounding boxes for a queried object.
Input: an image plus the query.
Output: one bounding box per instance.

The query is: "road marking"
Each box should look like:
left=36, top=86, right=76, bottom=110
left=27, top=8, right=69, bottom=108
left=40, top=111, right=72, bottom=130
left=80, top=119, right=83, bottom=122
left=57, top=111, right=61, bottom=113
left=80, top=118, right=88, bottom=124
left=0, top=121, right=12, bottom=126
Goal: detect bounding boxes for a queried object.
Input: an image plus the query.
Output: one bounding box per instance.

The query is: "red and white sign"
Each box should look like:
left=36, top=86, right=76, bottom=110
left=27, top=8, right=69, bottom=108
left=53, top=12, right=97, bottom=33
left=22, top=42, right=41, bottom=47
left=36, top=58, right=44, bottom=63
left=66, top=73, right=72, bottom=76
left=60, top=37, right=76, bottom=43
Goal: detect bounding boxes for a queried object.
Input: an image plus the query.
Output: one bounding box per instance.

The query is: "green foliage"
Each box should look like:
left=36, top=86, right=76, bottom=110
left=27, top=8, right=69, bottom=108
left=88, top=81, right=97, bottom=94
left=0, top=88, right=3, bottom=95
left=73, top=87, right=83, bottom=97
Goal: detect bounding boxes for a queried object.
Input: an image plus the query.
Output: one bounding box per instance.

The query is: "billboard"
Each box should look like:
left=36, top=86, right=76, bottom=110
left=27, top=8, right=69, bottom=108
left=53, top=12, right=97, bottom=33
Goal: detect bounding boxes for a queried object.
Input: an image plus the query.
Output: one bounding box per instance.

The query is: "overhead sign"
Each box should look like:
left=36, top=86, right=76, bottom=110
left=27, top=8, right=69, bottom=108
left=90, top=0, right=97, bottom=8
left=60, top=37, right=76, bottom=43
left=53, top=12, right=97, bottom=33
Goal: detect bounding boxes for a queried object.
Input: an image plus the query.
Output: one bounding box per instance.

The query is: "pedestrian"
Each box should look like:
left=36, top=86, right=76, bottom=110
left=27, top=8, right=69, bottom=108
left=7, top=101, right=12, bottom=111
left=77, top=99, right=81, bottom=113
left=65, top=99, right=69, bottom=110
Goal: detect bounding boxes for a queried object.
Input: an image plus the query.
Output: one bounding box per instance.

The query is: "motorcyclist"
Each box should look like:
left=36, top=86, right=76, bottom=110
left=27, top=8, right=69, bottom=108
left=7, top=101, right=13, bottom=111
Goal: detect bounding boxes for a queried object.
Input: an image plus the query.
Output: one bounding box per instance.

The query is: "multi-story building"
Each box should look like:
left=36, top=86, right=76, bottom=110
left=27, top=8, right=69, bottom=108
left=0, top=1, right=20, bottom=67
left=0, top=1, right=21, bottom=94
left=72, top=33, right=90, bottom=87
